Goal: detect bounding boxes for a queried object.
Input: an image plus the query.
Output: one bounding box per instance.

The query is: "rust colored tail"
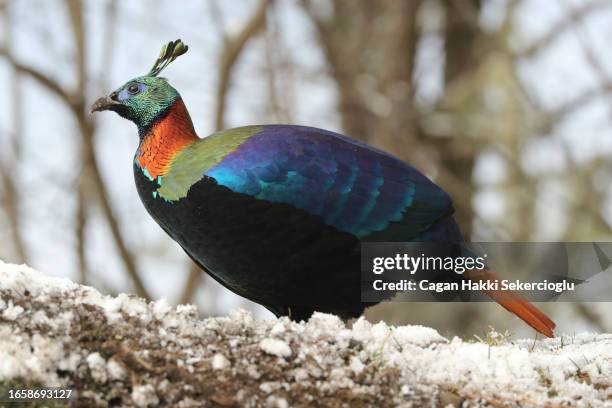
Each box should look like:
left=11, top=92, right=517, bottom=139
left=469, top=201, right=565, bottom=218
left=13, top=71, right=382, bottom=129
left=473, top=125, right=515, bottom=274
left=465, top=269, right=556, bottom=338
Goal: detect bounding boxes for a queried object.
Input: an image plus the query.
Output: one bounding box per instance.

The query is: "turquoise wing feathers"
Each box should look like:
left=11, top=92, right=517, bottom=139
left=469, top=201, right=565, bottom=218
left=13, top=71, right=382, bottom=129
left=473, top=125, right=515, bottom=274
left=203, top=125, right=454, bottom=239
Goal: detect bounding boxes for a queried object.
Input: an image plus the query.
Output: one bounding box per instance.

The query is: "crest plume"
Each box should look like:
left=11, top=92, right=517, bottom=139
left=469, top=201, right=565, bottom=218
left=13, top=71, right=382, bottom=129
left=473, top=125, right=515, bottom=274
left=148, top=39, right=188, bottom=77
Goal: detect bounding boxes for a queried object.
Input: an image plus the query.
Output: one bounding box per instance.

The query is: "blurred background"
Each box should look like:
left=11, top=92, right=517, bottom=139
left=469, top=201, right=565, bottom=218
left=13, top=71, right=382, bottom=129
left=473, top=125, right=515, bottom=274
left=1, top=0, right=611, bottom=338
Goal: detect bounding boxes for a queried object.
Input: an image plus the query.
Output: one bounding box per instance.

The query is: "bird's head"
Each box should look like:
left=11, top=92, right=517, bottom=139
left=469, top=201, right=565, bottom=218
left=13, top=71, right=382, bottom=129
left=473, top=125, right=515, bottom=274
left=91, top=39, right=188, bottom=132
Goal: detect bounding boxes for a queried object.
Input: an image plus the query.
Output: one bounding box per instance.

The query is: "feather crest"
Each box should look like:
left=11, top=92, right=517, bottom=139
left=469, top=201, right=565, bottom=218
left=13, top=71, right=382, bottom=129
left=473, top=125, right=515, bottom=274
left=148, top=39, right=188, bottom=77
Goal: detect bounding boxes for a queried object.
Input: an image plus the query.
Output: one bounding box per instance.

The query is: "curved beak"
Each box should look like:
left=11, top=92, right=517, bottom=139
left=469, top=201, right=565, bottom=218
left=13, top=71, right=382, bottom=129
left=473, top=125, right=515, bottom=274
left=90, top=92, right=120, bottom=113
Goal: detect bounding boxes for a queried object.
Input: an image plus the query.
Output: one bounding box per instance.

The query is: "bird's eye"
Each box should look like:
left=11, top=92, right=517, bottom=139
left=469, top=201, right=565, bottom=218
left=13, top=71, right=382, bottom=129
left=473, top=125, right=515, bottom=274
left=127, top=84, right=140, bottom=95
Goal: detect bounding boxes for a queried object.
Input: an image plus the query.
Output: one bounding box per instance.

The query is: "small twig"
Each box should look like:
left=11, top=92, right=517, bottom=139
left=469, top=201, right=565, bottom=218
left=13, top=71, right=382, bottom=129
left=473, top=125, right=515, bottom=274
left=263, top=3, right=293, bottom=123
left=516, top=0, right=612, bottom=58
left=178, top=263, right=202, bottom=305
left=574, top=304, right=607, bottom=332
left=214, top=0, right=270, bottom=130
left=562, top=0, right=612, bottom=131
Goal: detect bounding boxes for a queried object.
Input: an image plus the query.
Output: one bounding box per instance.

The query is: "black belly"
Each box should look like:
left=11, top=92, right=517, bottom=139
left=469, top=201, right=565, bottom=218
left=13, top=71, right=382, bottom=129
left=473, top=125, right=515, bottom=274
left=135, top=168, right=367, bottom=319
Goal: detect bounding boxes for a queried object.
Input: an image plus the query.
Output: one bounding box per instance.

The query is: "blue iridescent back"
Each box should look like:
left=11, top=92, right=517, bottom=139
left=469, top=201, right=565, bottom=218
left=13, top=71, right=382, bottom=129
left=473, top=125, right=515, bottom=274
left=205, top=125, right=457, bottom=240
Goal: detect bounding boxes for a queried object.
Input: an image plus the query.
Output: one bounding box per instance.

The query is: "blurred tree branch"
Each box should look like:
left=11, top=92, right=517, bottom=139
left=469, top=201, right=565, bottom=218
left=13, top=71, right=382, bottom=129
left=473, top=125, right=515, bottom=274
left=66, top=0, right=90, bottom=285
left=264, top=4, right=294, bottom=123
left=0, top=2, right=27, bottom=264
left=516, top=0, right=612, bottom=58
left=214, top=0, right=271, bottom=130
left=0, top=51, right=80, bottom=114
left=65, top=0, right=149, bottom=298
left=564, top=0, right=612, bottom=125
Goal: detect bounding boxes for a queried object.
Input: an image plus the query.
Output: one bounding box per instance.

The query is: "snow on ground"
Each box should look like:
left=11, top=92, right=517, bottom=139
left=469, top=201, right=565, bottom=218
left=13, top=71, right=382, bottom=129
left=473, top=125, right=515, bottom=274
left=0, top=260, right=611, bottom=407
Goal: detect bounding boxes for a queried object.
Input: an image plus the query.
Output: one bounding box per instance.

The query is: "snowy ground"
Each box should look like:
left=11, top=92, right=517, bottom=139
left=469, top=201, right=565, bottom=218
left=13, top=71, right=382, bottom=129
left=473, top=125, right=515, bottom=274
left=0, top=261, right=611, bottom=407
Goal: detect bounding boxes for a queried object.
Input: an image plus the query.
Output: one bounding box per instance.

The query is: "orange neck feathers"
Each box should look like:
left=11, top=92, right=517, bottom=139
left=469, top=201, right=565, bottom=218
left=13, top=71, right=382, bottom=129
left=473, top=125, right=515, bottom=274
left=136, top=99, right=198, bottom=179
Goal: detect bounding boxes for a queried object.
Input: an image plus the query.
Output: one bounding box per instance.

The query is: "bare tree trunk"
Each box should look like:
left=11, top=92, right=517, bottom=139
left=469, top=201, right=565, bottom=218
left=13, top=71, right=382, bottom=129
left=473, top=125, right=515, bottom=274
left=436, top=0, right=482, bottom=237
left=304, top=0, right=421, bottom=148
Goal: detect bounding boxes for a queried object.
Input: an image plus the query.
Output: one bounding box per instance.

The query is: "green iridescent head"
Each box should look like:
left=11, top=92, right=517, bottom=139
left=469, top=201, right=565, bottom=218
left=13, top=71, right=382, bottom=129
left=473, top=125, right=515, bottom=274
left=91, top=39, right=189, bottom=133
